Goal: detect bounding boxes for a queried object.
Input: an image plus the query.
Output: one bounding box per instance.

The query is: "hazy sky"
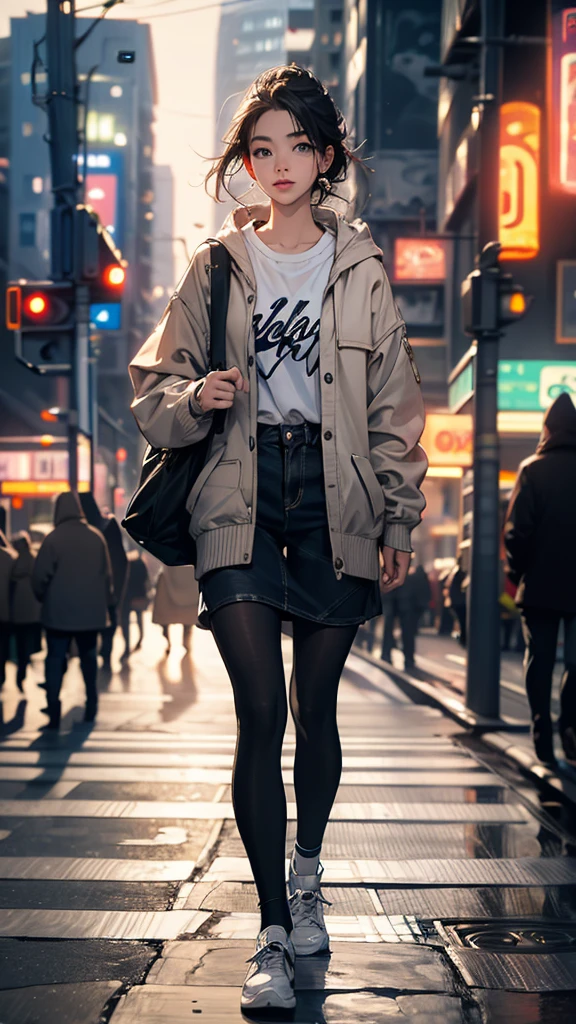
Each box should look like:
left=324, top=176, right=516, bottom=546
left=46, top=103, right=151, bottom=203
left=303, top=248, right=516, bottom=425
left=1, top=0, right=222, bottom=281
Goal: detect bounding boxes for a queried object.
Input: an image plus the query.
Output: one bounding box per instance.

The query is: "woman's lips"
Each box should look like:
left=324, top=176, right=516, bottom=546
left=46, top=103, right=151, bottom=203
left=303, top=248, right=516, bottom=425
left=273, top=181, right=294, bottom=190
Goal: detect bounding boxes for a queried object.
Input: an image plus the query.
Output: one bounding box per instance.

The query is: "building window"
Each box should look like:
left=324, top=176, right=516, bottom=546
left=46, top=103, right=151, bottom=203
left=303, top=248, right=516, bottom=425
left=330, top=9, right=342, bottom=23
left=19, top=212, right=36, bottom=247
left=330, top=52, right=340, bottom=71
left=22, top=122, right=33, bottom=137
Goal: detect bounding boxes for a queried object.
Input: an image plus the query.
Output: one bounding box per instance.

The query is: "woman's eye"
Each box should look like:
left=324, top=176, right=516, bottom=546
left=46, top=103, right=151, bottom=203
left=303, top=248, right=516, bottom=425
left=252, top=147, right=270, bottom=158
left=296, top=143, right=312, bottom=152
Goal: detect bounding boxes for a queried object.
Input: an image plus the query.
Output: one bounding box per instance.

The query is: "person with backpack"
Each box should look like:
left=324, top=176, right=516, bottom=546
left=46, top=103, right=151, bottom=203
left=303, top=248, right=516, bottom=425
left=129, top=65, right=427, bottom=1013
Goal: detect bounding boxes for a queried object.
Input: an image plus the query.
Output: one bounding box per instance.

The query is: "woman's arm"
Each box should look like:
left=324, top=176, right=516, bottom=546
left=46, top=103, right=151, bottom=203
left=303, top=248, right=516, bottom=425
left=129, top=246, right=213, bottom=449
left=367, top=270, right=428, bottom=557
left=503, top=466, right=536, bottom=584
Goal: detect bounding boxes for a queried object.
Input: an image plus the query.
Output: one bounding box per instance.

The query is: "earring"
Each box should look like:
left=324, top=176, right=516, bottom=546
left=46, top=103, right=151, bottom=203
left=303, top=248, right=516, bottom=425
left=318, top=175, right=332, bottom=192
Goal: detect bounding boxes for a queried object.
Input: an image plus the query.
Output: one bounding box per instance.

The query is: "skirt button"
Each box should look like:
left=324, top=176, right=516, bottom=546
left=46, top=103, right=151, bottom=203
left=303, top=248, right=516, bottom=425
left=286, top=431, right=292, bottom=441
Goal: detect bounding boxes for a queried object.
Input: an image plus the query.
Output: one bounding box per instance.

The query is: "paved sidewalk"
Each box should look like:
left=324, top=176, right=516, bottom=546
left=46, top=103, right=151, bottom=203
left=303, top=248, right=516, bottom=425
left=0, top=617, right=575, bottom=1022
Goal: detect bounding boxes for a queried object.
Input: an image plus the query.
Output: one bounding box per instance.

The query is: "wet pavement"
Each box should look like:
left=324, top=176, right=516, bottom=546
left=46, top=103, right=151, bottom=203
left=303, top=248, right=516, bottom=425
left=0, top=616, right=575, bottom=1021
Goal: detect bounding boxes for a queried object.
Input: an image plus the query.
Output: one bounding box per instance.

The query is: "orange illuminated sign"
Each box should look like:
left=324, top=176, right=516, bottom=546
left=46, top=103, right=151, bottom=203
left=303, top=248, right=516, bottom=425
left=550, top=8, right=576, bottom=193
left=420, top=414, right=473, bottom=467
left=394, top=238, right=446, bottom=281
left=1, top=480, right=69, bottom=496
left=499, top=102, right=540, bottom=260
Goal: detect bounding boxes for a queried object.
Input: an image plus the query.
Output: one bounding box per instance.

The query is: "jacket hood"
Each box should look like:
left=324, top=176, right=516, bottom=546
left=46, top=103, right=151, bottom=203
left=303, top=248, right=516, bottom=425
left=214, top=202, right=382, bottom=291
left=54, top=491, right=85, bottom=526
left=79, top=492, right=104, bottom=531
left=536, top=393, right=576, bottom=454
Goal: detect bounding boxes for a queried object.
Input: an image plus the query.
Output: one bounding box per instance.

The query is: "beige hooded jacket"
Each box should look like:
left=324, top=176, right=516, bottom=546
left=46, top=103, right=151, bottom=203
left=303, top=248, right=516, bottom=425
left=129, top=203, right=427, bottom=582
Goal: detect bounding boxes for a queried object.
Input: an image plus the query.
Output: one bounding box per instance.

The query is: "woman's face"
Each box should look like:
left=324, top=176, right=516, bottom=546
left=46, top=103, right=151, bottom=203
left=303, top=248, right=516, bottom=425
left=245, top=107, right=333, bottom=206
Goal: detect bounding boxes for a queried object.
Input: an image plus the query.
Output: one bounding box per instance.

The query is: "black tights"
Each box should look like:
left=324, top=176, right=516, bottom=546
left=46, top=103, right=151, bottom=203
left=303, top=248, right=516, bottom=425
left=210, top=601, right=357, bottom=933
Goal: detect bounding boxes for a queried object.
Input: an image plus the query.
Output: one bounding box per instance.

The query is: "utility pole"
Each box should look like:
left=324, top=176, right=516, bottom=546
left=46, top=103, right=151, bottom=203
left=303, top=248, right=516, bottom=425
left=45, top=0, right=81, bottom=490
left=465, top=0, right=504, bottom=718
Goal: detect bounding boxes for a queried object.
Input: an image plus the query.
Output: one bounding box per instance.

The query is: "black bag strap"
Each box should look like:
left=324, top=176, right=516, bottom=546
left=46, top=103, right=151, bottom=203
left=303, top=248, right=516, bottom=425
left=205, top=238, right=231, bottom=435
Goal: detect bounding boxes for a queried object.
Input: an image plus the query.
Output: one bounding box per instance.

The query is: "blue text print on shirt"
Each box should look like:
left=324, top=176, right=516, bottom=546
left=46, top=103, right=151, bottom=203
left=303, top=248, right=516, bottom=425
left=253, top=297, right=320, bottom=380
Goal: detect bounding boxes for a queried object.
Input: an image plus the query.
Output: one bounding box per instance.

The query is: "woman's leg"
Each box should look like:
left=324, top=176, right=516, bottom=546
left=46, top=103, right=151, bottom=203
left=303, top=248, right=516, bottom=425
left=14, top=624, right=29, bottom=691
left=289, top=619, right=358, bottom=857
left=210, top=601, right=291, bottom=933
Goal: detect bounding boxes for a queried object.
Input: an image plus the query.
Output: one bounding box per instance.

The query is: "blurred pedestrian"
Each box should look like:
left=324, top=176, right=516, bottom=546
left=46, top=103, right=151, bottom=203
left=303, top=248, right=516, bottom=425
left=10, top=532, right=42, bottom=692
left=152, top=564, right=198, bottom=653
left=504, top=393, right=576, bottom=765
left=32, top=491, right=113, bottom=729
left=381, top=559, right=430, bottom=670
left=80, top=492, right=128, bottom=670
left=444, top=556, right=467, bottom=647
left=0, top=528, right=16, bottom=690
left=121, top=550, right=150, bottom=659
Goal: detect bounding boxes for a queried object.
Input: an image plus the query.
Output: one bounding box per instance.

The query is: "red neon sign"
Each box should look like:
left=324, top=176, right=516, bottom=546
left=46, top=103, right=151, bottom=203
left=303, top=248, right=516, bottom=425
left=551, top=8, right=576, bottom=193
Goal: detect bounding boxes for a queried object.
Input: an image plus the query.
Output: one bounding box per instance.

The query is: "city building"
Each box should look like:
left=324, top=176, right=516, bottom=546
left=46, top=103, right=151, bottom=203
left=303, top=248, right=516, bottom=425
left=1, top=12, right=158, bottom=529
left=312, top=0, right=344, bottom=111
left=437, top=0, right=576, bottom=558
left=213, top=0, right=316, bottom=229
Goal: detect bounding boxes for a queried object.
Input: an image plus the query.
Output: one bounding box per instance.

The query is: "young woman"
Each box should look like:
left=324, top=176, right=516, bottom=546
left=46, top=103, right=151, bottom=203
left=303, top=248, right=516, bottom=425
left=130, top=64, right=427, bottom=1013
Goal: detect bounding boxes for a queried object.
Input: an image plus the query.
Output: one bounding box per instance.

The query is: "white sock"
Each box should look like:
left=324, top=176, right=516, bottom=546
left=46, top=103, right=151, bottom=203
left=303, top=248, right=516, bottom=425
left=292, top=846, right=321, bottom=876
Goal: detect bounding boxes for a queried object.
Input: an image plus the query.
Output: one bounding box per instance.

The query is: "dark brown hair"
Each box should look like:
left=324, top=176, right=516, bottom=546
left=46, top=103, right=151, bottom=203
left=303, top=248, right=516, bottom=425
left=205, top=64, right=364, bottom=206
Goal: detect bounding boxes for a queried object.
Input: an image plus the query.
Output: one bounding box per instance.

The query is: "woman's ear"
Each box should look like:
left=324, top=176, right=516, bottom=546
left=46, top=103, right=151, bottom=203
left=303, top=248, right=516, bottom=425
left=318, top=145, right=335, bottom=175
left=243, top=155, right=257, bottom=180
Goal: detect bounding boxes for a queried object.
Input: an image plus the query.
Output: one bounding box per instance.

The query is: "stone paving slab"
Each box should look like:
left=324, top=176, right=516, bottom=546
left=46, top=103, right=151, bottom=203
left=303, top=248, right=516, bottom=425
left=0, top=798, right=529, bottom=822
left=475, top=990, right=576, bottom=1023
left=0, top=749, right=478, bottom=769
left=0, top=980, right=122, bottom=1023
left=0, top=879, right=178, bottom=911
left=110, top=985, right=467, bottom=1023
left=144, top=940, right=454, bottom=991
left=0, top=907, right=211, bottom=940
left=448, top=947, right=576, bottom=992
left=0, top=937, right=158, bottom=991
left=184, top=881, right=382, bottom=915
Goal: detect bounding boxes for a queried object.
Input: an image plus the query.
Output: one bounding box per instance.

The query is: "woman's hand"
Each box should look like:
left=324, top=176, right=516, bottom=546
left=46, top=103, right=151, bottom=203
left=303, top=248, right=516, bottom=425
left=381, top=547, right=411, bottom=593
left=197, top=367, right=249, bottom=411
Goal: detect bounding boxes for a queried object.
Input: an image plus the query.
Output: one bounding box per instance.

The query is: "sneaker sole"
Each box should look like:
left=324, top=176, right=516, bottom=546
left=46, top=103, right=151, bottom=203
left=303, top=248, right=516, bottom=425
left=241, top=990, right=296, bottom=1011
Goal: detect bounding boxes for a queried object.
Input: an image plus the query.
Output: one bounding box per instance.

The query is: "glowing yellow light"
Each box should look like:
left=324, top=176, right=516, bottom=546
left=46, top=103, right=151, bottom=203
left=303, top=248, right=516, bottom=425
left=509, top=291, right=526, bottom=314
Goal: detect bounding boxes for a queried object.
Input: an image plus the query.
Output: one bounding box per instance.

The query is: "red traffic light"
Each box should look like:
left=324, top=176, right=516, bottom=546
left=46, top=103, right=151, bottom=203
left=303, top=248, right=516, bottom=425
left=24, top=292, right=50, bottom=319
left=103, top=264, right=126, bottom=289
left=116, top=447, right=128, bottom=463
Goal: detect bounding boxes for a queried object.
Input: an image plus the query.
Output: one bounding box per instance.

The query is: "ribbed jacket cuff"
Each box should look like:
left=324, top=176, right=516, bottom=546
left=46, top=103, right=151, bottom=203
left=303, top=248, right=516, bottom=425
left=383, top=523, right=413, bottom=552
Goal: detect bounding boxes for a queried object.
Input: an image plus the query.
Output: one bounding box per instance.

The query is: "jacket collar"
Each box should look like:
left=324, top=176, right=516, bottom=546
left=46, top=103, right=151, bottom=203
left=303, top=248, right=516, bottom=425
left=214, top=202, right=381, bottom=292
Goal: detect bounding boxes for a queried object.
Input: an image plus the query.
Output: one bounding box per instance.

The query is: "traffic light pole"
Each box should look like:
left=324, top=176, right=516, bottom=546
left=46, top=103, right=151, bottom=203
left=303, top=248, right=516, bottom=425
left=46, top=0, right=81, bottom=490
left=465, top=0, right=503, bottom=719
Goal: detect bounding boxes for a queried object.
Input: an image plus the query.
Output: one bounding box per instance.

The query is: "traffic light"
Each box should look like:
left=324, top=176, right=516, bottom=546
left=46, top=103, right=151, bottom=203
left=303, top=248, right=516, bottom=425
left=461, top=242, right=531, bottom=337
left=76, top=205, right=126, bottom=327
left=5, top=280, right=74, bottom=373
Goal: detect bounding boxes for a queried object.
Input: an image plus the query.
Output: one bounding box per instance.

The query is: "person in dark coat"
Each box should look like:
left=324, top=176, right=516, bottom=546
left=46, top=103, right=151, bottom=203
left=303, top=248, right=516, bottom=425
left=79, top=492, right=128, bottom=670
left=10, top=532, right=42, bottom=692
left=0, top=529, right=16, bottom=689
left=32, top=491, right=113, bottom=729
left=121, top=550, right=150, bottom=659
left=381, top=560, right=431, bottom=670
left=504, top=393, right=576, bottom=765
left=444, top=556, right=467, bottom=647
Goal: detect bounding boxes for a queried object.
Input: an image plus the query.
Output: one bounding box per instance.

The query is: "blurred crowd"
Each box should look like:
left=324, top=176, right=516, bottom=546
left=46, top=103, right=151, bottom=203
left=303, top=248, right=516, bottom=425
left=0, top=494, right=199, bottom=730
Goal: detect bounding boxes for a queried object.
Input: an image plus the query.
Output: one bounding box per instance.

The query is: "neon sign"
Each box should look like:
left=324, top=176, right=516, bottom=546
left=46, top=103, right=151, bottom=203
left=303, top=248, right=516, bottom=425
left=551, top=8, right=576, bottom=192
left=499, top=102, right=540, bottom=260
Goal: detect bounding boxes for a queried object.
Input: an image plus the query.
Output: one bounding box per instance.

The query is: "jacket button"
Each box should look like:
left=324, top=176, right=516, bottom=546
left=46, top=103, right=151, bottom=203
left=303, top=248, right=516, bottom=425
left=324, top=372, right=333, bottom=384
left=249, top=435, right=255, bottom=451
left=334, top=557, right=343, bottom=570
left=247, top=294, right=254, bottom=304
left=248, top=355, right=254, bottom=367
left=324, top=430, right=332, bottom=440
left=244, top=553, right=250, bottom=561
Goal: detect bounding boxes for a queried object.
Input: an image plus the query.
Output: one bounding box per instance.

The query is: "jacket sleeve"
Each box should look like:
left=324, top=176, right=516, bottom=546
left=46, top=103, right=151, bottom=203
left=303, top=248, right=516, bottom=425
left=503, top=466, right=537, bottom=585
left=31, top=537, right=56, bottom=603
left=129, top=245, right=214, bottom=449
left=367, top=271, right=428, bottom=553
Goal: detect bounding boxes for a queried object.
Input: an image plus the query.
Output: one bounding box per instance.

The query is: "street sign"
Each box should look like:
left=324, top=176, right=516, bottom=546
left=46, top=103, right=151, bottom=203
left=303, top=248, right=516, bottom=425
left=498, top=360, right=576, bottom=411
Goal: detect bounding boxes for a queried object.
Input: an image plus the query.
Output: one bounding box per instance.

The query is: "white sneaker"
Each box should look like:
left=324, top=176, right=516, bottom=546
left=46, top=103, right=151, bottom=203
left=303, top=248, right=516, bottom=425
left=288, top=859, right=331, bottom=956
left=241, top=924, right=296, bottom=1011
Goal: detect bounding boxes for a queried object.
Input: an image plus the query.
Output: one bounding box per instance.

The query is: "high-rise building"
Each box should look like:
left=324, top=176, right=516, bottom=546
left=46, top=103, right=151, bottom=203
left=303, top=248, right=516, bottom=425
left=1, top=12, right=158, bottom=524
left=213, top=0, right=316, bottom=229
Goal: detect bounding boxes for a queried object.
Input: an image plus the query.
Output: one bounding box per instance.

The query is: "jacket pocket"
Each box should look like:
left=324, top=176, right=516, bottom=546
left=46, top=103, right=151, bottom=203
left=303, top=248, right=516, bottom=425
left=189, top=456, right=250, bottom=535
left=351, top=454, right=385, bottom=521
left=336, top=336, right=373, bottom=351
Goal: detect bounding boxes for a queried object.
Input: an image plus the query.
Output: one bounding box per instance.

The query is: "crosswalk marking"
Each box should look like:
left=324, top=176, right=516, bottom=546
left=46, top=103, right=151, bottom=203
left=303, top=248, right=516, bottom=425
left=0, top=798, right=529, bottom=823
left=0, top=908, right=211, bottom=940
left=0, top=857, right=195, bottom=881
left=0, top=750, right=479, bottom=770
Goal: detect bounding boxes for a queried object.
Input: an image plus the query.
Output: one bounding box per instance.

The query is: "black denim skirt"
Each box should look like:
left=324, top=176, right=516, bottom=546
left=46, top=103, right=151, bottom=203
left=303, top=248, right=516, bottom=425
left=197, top=422, right=381, bottom=629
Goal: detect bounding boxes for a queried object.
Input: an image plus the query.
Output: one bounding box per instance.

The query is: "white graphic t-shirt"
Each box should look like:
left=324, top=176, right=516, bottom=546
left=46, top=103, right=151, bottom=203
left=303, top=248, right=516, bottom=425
left=242, top=221, right=336, bottom=424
